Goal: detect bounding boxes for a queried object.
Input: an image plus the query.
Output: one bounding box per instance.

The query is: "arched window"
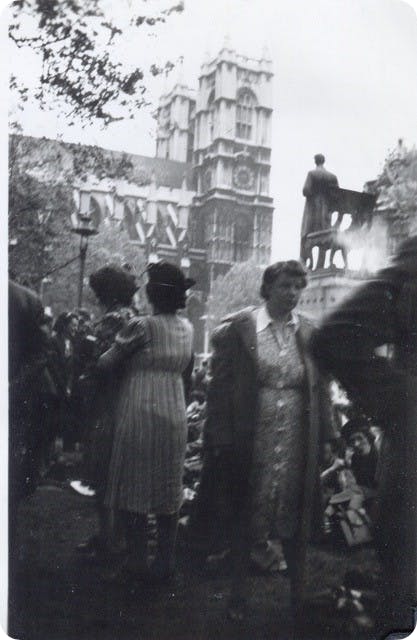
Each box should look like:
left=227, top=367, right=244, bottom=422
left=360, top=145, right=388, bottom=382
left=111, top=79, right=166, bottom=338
left=123, top=203, right=139, bottom=240
left=236, top=89, right=257, bottom=140
left=234, top=212, right=252, bottom=261
left=207, top=89, right=215, bottom=142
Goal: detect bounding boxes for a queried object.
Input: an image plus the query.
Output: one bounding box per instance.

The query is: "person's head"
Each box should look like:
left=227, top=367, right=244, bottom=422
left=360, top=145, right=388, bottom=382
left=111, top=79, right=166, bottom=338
left=145, top=261, right=195, bottom=314
left=54, top=312, right=78, bottom=338
left=341, top=418, right=375, bottom=457
left=314, top=153, right=325, bottom=166
left=260, top=260, right=307, bottom=315
left=190, top=390, right=206, bottom=405
left=74, top=307, right=92, bottom=334
left=89, top=264, right=138, bottom=309
left=322, top=439, right=339, bottom=466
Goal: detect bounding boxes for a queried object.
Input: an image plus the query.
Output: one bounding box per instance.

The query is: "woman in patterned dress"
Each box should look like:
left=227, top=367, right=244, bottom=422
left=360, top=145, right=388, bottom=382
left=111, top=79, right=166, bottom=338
left=204, top=261, right=334, bottom=621
left=98, top=262, right=194, bottom=581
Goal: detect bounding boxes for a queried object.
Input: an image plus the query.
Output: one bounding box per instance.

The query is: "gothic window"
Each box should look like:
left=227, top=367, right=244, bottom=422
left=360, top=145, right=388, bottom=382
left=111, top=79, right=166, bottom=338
left=234, top=213, right=252, bottom=261
left=187, top=130, right=194, bottom=162
left=190, top=211, right=205, bottom=249
left=207, top=89, right=216, bottom=142
left=255, top=212, right=271, bottom=262
left=215, top=210, right=234, bottom=261
left=123, top=203, right=139, bottom=240
left=236, top=89, right=257, bottom=140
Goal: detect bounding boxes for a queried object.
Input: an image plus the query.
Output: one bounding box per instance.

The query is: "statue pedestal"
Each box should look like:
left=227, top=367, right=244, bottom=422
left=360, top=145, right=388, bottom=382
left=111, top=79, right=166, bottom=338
left=298, top=268, right=366, bottom=320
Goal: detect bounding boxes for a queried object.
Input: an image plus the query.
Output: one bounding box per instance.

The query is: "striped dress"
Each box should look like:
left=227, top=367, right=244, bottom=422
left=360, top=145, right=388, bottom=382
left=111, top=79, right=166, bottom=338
left=103, top=314, right=193, bottom=515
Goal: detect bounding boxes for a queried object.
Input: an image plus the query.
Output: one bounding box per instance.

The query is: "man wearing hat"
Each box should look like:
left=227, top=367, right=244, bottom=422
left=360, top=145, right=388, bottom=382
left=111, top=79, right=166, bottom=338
left=311, top=236, right=417, bottom=636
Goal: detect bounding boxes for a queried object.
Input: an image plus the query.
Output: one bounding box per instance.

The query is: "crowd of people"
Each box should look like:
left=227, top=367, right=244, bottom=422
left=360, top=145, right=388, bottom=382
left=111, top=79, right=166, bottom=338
left=9, top=236, right=417, bottom=638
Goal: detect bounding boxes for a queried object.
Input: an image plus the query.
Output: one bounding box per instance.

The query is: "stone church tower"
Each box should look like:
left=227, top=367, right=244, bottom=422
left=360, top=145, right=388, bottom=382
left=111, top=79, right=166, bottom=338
left=193, top=43, right=273, bottom=282
left=154, top=42, right=274, bottom=350
left=156, top=41, right=274, bottom=283
left=155, top=78, right=196, bottom=163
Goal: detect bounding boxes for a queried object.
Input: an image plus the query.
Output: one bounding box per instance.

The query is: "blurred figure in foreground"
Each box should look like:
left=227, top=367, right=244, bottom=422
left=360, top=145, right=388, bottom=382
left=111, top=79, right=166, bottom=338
left=9, top=280, right=49, bottom=504
left=8, top=280, right=50, bottom=636
left=310, top=236, right=417, bottom=636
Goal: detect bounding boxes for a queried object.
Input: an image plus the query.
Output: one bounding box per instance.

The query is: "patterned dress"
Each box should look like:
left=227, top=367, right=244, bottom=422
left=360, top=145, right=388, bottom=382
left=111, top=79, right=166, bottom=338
left=250, top=317, right=307, bottom=541
left=104, top=314, right=193, bottom=515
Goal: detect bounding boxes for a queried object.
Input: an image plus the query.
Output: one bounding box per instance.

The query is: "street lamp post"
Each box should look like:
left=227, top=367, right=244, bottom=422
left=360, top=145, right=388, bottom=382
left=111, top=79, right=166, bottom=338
left=71, top=213, right=98, bottom=308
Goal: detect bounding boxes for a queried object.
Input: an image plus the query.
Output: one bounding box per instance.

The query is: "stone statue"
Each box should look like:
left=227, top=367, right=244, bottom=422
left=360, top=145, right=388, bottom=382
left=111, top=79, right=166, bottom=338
left=300, top=154, right=339, bottom=267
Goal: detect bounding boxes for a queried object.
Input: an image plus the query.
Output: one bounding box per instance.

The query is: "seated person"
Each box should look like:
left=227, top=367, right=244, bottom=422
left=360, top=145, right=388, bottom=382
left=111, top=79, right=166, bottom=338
left=341, top=418, right=379, bottom=496
left=187, top=390, right=207, bottom=418
left=321, top=423, right=378, bottom=544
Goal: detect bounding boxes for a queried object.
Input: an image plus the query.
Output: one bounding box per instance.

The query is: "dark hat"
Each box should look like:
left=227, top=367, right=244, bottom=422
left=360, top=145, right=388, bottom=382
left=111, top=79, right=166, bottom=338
left=147, top=261, right=195, bottom=291
left=341, top=418, right=373, bottom=443
left=89, top=264, right=138, bottom=306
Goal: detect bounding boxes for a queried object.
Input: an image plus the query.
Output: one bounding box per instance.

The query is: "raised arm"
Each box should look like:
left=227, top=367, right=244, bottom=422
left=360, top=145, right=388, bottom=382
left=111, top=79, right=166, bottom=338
left=97, top=317, right=148, bottom=372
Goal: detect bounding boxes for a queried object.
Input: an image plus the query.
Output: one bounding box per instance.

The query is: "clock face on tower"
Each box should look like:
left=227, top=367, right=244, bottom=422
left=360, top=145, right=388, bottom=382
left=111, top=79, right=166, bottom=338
left=233, top=163, right=255, bottom=190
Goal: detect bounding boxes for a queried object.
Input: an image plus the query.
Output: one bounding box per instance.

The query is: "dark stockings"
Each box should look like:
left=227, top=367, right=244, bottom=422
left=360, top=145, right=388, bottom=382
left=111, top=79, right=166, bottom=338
left=154, top=513, right=179, bottom=576
left=122, top=511, right=148, bottom=571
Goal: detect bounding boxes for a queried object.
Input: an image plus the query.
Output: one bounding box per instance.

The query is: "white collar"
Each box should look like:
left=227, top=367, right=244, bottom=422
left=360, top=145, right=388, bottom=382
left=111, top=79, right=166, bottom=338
left=255, top=305, right=299, bottom=334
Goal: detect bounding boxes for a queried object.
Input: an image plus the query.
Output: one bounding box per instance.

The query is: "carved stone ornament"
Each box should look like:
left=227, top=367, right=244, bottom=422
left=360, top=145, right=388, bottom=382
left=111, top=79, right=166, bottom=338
left=203, top=168, right=213, bottom=191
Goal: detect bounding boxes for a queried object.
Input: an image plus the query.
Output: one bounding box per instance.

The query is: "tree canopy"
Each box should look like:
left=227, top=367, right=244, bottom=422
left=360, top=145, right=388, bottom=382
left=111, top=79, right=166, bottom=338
left=9, top=0, right=184, bottom=126
left=9, top=135, right=147, bottom=315
left=369, top=140, right=417, bottom=237
left=206, top=260, right=264, bottom=332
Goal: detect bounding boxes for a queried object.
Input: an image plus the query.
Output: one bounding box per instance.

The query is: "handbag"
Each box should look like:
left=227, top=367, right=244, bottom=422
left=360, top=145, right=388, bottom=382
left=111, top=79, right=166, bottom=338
left=338, top=506, right=373, bottom=547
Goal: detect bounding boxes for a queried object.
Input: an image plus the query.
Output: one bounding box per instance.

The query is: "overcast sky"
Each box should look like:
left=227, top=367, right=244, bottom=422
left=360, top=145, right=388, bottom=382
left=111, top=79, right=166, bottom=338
left=6, top=0, right=417, bottom=259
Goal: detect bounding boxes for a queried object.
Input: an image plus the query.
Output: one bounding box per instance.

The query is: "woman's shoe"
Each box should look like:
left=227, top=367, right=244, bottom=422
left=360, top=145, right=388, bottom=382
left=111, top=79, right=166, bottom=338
left=227, top=597, right=248, bottom=622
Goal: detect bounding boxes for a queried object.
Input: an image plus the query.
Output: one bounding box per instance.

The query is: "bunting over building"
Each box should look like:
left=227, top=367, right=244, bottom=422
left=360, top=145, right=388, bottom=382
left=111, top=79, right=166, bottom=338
left=11, top=42, right=274, bottom=352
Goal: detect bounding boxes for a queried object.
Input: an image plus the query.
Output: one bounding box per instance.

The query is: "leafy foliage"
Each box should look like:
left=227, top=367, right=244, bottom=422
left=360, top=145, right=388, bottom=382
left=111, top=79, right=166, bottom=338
left=9, top=134, right=147, bottom=316
left=370, top=142, right=417, bottom=236
left=9, top=0, right=184, bottom=126
left=206, top=259, right=264, bottom=332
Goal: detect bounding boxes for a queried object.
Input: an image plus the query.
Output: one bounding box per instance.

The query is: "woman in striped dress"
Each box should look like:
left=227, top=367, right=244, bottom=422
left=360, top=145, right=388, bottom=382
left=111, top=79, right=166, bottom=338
left=98, top=262, right=194, bottom=581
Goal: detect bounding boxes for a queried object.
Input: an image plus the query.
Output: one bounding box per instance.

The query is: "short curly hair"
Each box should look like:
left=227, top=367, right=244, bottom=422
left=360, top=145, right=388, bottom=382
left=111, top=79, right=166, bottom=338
left=89, top=264, right=138, bottom=307
left=341, top=418, right=375, bottom=445
left=53, top=311, right=78, bottom=335
left=260, top=260, right=308, bottom=300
